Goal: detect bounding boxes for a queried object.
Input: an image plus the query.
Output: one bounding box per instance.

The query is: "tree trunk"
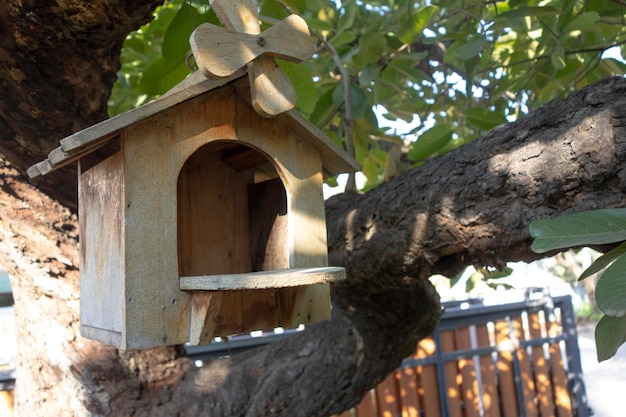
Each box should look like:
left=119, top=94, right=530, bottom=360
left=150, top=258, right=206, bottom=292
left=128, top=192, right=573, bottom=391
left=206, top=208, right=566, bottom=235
left=2, top=1, right=626, bottom=416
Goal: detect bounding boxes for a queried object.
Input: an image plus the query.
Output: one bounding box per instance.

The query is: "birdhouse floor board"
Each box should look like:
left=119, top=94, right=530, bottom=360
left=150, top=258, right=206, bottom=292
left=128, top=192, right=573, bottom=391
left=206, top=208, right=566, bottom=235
left=179, top=267, right=345, bottom=290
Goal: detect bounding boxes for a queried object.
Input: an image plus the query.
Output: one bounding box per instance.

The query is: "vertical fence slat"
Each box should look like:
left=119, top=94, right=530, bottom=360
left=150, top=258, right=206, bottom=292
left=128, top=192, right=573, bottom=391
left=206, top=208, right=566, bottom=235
left=495, top=319, right=520, bottom=417
left=440, top=330, right=463, bottom=417
left=355, top=390, right=377, bottom=417
left=514, top=316, right=539, bottom=417
left=528, top=312, right=556, bottom=417
left=547, top=313, right=573, bottom=417
left=399, top=367, right=421, bottom=417
left=455, top=326, right=481, bottom=417
left=415, top=338, right=441, bottom=417
left=476, top=324, right=502, bottom=417
left=376, top=371, right=400, bottom=417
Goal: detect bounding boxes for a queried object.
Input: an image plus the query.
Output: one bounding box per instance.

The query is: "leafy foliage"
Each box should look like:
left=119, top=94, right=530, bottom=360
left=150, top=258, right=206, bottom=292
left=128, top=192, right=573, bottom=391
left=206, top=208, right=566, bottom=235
left=110, top=0, right=626, bottom=190
left=530, top=209, right=626, bottom=361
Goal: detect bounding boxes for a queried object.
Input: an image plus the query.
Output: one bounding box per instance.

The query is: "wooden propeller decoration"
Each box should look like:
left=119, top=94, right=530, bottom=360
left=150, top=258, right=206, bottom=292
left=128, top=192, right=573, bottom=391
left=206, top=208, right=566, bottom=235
left=190, top=0, right=314, bottom=117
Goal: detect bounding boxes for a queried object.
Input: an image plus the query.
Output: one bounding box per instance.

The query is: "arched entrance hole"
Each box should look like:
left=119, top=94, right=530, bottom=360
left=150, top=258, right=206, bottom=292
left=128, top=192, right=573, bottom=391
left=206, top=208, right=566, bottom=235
left=177, top=141, right=289, bottom=279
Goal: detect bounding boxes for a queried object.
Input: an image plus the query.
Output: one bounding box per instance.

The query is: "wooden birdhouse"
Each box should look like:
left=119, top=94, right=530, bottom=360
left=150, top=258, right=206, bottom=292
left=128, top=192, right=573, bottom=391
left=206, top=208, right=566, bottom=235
left=27, top=1, right=359, bottom=350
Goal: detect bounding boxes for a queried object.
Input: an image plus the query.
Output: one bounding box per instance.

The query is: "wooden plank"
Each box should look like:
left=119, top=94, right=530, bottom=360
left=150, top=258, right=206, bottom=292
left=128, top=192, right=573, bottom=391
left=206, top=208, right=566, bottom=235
left=440, top=330, right=463, bottom=417
left=414, top=338, right=441, bottom=417
left=189, top=291, right=223, bottom=345
left=475, top=324, right=501, bottom=417
left=514, top=317, right=539, bottom=417
left=204, top=0, right=305, bottom=117
left=398, top=367, right=421, bottom=417
left=355, top=390, right=377, bottom=417
left=190, top=15, right=313, bottom=78
left=528, top=312, right=556, bottom=416
left=376, top=371, right=400, bottom=417
left=78, top=152, right=125, bottom=348
left=455, top=326, right=481, bottom=417
left=180, top=267, right=345, bottom=290
left=208, top=0, right=258, bottom=33
left=547, top=315, right=573, bottom=417
left=243, top=176, right=285, bottom=332
left=494, top=319, right=520, bottom=417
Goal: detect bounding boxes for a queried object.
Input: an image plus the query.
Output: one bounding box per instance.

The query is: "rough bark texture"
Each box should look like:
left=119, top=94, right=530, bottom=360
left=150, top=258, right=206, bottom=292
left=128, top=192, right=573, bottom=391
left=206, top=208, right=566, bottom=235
left=2, top=1, right=626, bottom=416
left=0, top=0, right=163, bottom=210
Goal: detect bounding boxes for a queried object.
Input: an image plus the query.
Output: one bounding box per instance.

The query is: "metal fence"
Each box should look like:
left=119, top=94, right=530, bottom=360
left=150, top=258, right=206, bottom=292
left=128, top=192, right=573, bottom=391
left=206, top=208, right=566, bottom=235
left=335, top=293, right=589, bottom=417
left=0, top=292, right=589, bottom=417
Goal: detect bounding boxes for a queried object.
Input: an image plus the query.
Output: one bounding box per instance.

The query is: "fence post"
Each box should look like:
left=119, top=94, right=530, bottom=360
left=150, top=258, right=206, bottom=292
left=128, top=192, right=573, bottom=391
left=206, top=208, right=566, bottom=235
left=558, top=297, right=590, bottom=417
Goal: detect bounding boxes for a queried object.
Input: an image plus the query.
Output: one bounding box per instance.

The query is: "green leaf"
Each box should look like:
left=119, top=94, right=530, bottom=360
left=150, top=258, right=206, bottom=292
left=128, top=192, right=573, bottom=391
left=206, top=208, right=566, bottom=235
left=337, top=1, right=357, bottom=35
left=162, top=3, right=217, bottom=59
left=332, top=83, right=369, bottom=118
left=280, top=0, right=306, bottom=14
left=579, top=241, right=626, bottom=281
left=398, top=5, right=439, bottom=45
left=466, top=107, right=507, bottom=130
left=330, top=30, right=357, bottom=47
left=361, top=154, right=380, bottom=186
left=567, top=11, right=599, bottom=32
left=595, top=254, right=626, bottom=316
left=309, top=87, right=341, bottom=128
left=457, top=35, right=487, bottom=60
left=276, top=60, right=316, bottom=116
left=529, top=208, right=626, bottom=253
left=595, top=314, right=626, bottom=361
left=497, top=6, right=559, bottom=19
left=551, top=44, right=566, bottom=70
left=407, top=125, right=453, bottom=161
left=353, top=32, right=387, bottom=66
left=137, top=56, right=190, bottom=95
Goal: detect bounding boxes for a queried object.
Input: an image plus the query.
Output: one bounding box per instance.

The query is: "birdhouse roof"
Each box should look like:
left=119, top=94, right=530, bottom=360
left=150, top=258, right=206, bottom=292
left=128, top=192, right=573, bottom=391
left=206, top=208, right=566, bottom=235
left=27, top=71, right=359, bottom=179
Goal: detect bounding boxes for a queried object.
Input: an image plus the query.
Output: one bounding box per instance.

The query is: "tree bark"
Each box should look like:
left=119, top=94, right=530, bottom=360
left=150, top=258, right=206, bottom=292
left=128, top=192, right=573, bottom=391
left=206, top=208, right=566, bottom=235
left=2, top=1, right=626, bottom=416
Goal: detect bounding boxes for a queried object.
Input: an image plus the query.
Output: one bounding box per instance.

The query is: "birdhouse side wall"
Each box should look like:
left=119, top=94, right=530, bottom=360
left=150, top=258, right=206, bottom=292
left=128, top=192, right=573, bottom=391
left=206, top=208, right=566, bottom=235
left=79, top=151, right=126, bottom=348
left=120, top=87, right=238, bottom=349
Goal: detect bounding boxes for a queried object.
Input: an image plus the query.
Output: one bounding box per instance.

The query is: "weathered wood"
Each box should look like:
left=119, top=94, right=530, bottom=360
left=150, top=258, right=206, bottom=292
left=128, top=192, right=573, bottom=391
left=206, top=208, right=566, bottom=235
left=244, top=178, right=286, bottom=331
left=78, top=152, right=125, bottom=347
left=190, top=15, right=312, bottom=78
left=28, top=75, right=357, bottom=179
left=209, top=0, right=258, bottom=33
left=180, top=267, right=345, bottom=290
left=189, top=291, right=224, bottom=345
left=202, top=0, right=308, bottom=116
left=249, top=56, right=298, bottom=117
